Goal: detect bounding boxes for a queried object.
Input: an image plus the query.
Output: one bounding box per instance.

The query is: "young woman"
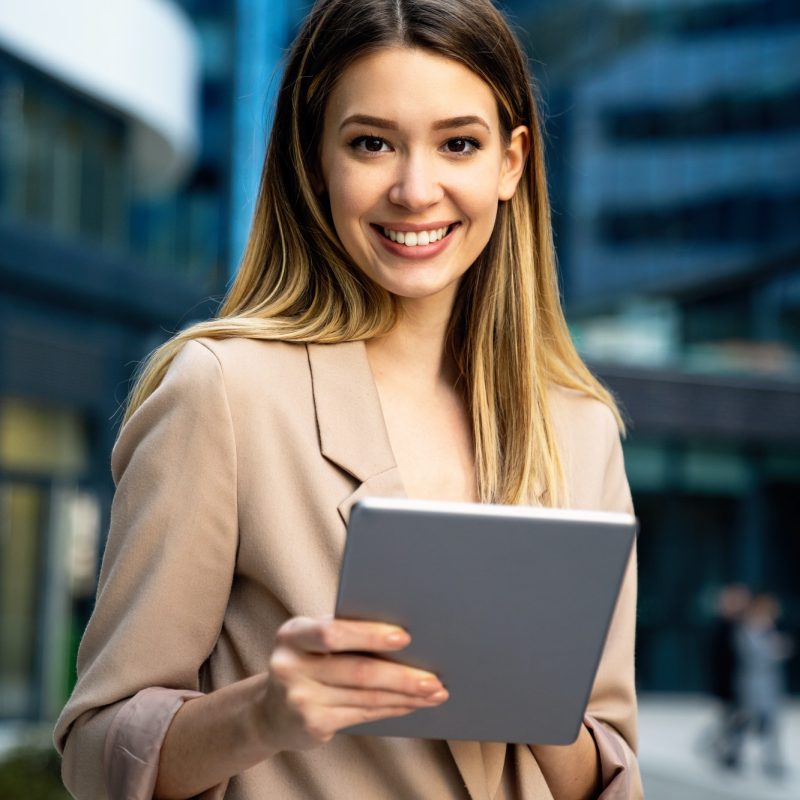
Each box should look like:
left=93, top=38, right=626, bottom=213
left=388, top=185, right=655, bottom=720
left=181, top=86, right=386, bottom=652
left=54, top=1, right=642, bottom=798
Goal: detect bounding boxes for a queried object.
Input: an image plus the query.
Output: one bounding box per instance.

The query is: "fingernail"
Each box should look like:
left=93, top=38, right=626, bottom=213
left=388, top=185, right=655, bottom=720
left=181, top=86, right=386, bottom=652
left=418, top=679, right=441, bottom=693
left=386, top=631, right=409, bottom=645
left=428, top=690, right=448, bottom=702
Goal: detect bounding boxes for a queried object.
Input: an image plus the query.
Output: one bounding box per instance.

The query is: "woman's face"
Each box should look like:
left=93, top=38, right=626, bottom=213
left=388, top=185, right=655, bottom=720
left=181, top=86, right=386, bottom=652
left=318, top=47, right=529, bottom=307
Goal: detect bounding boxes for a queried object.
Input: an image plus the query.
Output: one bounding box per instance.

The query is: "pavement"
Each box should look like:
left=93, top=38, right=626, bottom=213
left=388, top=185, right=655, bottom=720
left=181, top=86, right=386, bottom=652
left=639, top=694, right=800, bottom=800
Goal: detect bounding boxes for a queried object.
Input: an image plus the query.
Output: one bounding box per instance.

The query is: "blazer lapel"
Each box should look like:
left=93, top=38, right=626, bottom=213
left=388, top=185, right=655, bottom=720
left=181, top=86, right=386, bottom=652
left=306, top=338, right=502, bottom=800
left=336, top=472, right=405, bottom=525
left=306, top=340, right=406, bottom=523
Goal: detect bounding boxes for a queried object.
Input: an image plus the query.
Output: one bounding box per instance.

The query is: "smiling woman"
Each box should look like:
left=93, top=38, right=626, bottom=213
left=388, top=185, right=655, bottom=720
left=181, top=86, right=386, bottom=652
left=317, top=47, right=528, bottom=306
left=53, top=1, right=642, bottom=799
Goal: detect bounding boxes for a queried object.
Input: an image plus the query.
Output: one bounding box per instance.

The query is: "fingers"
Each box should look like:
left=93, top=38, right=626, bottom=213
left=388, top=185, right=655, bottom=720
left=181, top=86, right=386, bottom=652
left=318, top=684, right=449, bottom=710
left=271, top=620, right=444, bottom=699
left=304, top=652, right=444, bottom=696
left=284, top=700, right=422, bottom=744
left=281, top=682, right=448, bottom=745
left=276, top=616, right=410, bottom=655
left=319, top=703, right=427, bottom=734
left=265, top=616, right=450, bottom=750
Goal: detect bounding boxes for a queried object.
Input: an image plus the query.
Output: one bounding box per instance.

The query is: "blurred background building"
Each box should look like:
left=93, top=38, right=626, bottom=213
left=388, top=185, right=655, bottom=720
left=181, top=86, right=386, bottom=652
left=517, top=0, right=800, bottom=696
left=0, top=0, right=233, bottom=726
left=0, top=0, right=797, bottom=794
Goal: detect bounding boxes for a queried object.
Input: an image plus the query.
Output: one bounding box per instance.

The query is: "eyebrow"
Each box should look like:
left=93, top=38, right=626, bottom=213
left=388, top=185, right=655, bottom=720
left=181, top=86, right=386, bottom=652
left=339, top=114, right=491, bottom=133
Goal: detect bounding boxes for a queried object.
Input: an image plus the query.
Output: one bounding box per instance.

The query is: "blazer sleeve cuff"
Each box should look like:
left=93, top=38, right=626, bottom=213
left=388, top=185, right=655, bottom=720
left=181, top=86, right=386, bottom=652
left=104, top=686, right=228, bottom=800
left=583, top=712, right=643, bottom=800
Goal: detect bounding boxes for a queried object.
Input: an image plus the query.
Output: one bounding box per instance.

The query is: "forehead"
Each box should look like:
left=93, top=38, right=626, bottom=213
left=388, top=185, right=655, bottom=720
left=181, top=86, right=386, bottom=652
left=324, top=46, right=499, bottom=127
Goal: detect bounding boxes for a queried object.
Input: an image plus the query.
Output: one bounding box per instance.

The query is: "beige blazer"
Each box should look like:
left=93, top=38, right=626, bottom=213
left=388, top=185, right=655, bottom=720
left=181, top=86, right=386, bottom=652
left=54, top=336, right=642, bottom=800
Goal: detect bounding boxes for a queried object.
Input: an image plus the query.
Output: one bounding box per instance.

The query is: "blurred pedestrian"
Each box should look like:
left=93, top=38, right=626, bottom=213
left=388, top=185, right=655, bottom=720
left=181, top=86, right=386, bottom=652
left=706, top=583, right=751, bottom=768
left=731, top=593, right=793, bottom=778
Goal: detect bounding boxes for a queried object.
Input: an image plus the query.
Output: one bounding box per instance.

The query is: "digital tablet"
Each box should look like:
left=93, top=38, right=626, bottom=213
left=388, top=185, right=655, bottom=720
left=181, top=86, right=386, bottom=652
left=334, top=496, right=637, bottom=744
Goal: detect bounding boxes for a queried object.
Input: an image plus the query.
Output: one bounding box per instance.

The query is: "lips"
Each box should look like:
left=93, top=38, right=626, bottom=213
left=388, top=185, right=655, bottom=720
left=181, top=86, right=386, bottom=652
left=370, top=221, right=460, bottom=259
left=371, top=220, right=458, bottom=233
left=372, top=223, right=458, bottom=246
left=371, top=222, right=460, bottom=249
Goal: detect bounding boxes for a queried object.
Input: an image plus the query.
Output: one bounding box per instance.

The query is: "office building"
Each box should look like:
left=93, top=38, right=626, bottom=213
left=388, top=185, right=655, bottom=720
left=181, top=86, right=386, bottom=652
left=522, top=0, right=800, bottom=691
left=0, top=0, right=229, bottom=725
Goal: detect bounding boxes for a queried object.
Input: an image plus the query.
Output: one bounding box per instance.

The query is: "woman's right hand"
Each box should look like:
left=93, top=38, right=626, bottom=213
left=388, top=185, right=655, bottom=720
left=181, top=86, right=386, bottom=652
left=259, top=615, right=449, bottom=752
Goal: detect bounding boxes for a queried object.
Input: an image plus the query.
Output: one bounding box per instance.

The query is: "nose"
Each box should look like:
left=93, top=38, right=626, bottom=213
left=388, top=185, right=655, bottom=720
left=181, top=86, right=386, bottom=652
left=388, top=151, right=444, bottom=211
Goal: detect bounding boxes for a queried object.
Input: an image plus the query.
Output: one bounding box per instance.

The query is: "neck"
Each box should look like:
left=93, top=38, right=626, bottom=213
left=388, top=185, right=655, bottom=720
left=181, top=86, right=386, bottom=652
left=365, top=290, right=459, bottom=391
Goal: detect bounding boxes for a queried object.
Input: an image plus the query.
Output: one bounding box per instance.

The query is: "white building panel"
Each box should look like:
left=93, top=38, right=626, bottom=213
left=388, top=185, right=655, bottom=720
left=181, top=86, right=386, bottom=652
left=0, top=0, right=200, bottom=193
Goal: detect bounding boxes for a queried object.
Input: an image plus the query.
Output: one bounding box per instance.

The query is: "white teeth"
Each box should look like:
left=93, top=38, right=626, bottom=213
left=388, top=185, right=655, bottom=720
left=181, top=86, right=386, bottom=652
left=381, top=225, right=452, bottom=246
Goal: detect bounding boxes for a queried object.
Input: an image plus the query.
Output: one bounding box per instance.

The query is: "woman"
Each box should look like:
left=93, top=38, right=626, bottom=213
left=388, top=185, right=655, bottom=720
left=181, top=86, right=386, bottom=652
left=54, top=1, right=642, bottom=798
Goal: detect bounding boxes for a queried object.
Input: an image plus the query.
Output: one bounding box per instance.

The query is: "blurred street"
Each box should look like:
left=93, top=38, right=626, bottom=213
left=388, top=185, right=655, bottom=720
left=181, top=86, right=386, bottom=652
left=640, top=695, right=800, bottom=800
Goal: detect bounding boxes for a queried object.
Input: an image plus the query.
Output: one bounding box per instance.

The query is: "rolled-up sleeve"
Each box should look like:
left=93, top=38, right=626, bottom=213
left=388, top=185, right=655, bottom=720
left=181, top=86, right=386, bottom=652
left=104, top=687, right=204, bottom=799
left=583, top=407, right=643, bottom=799
left=53, top=339, right=239, bottom=799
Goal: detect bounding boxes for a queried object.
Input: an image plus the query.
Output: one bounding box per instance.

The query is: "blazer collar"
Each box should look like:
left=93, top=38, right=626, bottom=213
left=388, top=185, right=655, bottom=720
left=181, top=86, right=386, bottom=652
left=306, top=339, right=396, bottom=484
left=306, top=338, right=507, bottom=800
left=306, top=339, right=407, bottom=525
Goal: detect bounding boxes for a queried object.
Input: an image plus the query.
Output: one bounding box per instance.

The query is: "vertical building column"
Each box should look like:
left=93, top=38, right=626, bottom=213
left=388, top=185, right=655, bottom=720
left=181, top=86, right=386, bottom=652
left=736, top=449, right=766, bottom=589
left=751, top=280, right=783, bottom=343
left=229, top=0, right=291, bottom=277
left=652, top=439, right=686, bottom=690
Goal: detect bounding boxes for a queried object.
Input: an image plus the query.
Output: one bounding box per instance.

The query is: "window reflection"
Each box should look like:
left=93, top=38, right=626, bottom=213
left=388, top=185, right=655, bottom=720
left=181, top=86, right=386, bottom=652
left=0, top=482, right=45, bottom=718
left=0, top=399, right=99, bottom=721
left=0, top=51, right=224, bottom=287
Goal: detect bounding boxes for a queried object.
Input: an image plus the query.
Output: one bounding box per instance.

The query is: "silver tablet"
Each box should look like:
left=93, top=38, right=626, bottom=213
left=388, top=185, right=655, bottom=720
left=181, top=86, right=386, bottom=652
left=334, top=496, right=637, bottom=744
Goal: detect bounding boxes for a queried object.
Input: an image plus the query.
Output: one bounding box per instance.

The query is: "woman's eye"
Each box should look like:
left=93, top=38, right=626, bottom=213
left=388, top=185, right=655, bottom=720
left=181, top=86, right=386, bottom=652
left=444, top=137, right=481, bottom=155
left=349, top=135, right=389, bottom=154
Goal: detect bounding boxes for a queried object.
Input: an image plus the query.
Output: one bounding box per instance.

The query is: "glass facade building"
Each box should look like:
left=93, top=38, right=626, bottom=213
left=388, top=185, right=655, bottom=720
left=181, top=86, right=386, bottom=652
left=522, top=0, right=800, bottom=693
left=0, top=50, right=226, bottom=289
left=0, top=0, right=315, bottom=732
left=0, top=0, right=228, bottom=727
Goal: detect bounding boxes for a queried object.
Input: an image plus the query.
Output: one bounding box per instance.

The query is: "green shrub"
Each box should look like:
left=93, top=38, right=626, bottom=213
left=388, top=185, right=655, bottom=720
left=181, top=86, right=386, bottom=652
left=0, top=744, right=69, bottom=800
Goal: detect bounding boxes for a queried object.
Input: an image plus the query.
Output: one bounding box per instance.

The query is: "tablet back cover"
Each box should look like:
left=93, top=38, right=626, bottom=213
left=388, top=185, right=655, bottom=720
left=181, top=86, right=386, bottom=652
left=334, top=497, right=636, bottom=744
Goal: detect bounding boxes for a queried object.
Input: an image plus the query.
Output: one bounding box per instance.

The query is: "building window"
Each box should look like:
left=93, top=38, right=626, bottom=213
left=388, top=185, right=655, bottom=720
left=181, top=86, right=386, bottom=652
left=598, top=191, right=800, bottom=246
left=603, top=86, right=800, bottom=142
left=0, top=398, right=99, bottom=721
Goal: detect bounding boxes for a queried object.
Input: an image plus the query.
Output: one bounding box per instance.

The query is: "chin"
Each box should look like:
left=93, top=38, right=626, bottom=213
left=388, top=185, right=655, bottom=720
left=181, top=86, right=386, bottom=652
left=357, top=258, right=467, bottom=303
left=377, top=275, right=457, bottom=301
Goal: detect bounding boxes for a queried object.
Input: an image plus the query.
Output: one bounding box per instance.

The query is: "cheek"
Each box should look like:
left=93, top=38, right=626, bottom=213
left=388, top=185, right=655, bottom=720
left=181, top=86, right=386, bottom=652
left=453, top=163, right=501, bottom=225
left=327, top=166, right=383, bottom=227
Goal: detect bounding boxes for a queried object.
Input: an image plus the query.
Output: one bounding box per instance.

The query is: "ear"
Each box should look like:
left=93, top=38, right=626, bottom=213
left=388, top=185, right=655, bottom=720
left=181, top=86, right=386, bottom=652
left=497, top=125, right=530, bottom=201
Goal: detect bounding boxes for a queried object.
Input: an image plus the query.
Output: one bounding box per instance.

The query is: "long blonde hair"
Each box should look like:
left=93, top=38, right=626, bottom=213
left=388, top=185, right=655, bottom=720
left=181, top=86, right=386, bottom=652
left=122, top=0, right=626, bottom=507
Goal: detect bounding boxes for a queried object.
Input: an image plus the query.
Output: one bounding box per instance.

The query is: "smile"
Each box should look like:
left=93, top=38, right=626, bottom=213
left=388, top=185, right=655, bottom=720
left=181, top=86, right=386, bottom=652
left=370, top=222, right=462, bottom=261
left=378, top=224, right=456, bottom=247
left=371, top=222, right=459, bottom=245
